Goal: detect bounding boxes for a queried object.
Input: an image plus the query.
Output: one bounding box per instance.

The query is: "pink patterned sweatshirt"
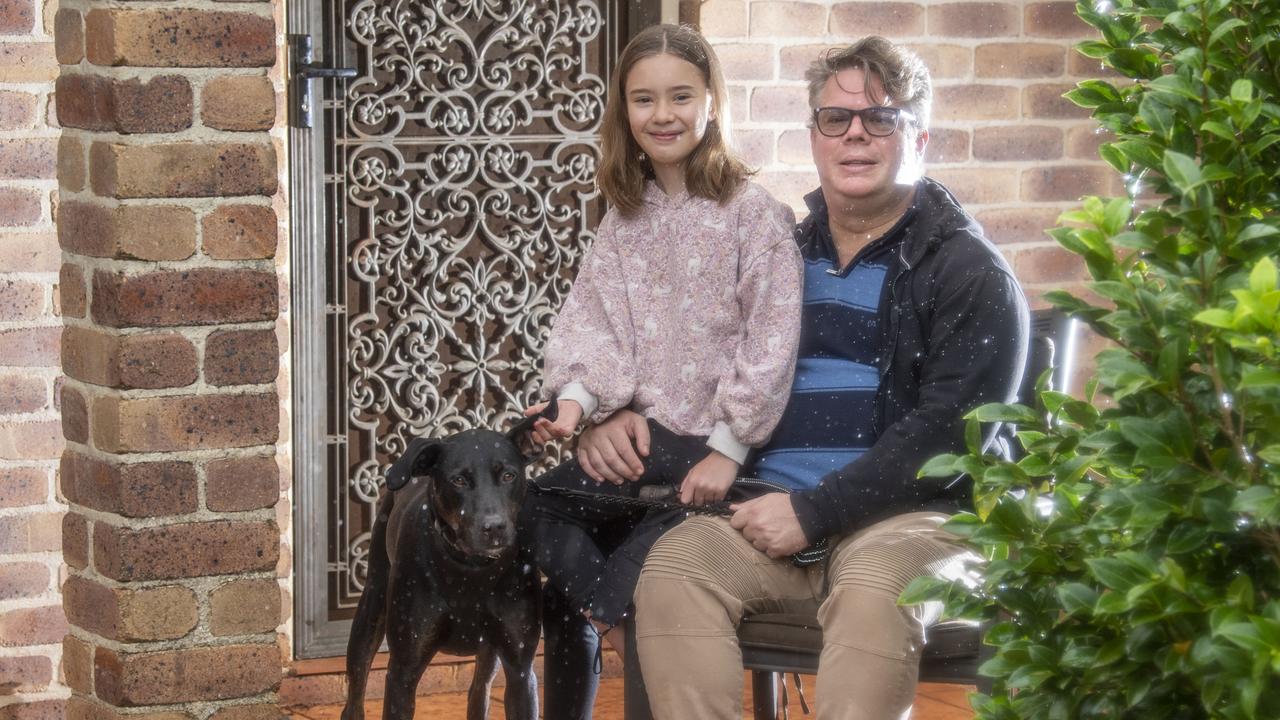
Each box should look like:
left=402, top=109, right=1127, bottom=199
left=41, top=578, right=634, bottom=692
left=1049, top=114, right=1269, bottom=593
left=542, top=181, right=803, bottom=463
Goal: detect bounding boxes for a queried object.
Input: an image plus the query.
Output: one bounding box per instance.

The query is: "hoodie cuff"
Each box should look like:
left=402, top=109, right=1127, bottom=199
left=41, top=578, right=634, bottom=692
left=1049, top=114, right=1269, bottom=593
left=789, top=492, right=827, bottom=546
left=706, top=422, right=750, bottom=465
left=556, top=382, right=598, bottom=425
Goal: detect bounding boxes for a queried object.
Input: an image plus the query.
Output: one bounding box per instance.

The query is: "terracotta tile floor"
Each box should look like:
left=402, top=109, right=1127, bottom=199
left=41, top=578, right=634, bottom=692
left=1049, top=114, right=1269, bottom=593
left=285, top=675, right=975, bottom=719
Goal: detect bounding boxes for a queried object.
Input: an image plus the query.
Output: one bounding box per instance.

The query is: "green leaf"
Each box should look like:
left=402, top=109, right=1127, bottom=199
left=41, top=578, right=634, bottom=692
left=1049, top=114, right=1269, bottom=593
left=1237, top=223, right=1280, bottom=243
left=1211, top=20, right=1248, bottom=50
left=1087, top=556, right=1149, bottom=592
left=969, top=403, right=1041, bottom=425
left=1162, top=150, right=1202, bottom=191
left=1249, top=256, right=1277, bottom=295
left=1229, top=77, right=1253, bottom=103
left=1258, top=445, right=1280, bottom=464
left=918, top=453, right=963, bottom=478
left=1193, top=308, right=1236, bottom=328
left=1232, top=486, right=1280, bottom=517
left=1241, top=368, right=1280, bottom=388
left=1057, top=583, right=1100, bottom=614
left=1200, top=119, right=1236, bottom=141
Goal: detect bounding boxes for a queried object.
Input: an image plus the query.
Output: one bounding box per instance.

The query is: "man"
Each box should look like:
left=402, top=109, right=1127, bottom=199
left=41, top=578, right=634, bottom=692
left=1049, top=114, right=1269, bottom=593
left=575, top=36, right=1029, bottom=719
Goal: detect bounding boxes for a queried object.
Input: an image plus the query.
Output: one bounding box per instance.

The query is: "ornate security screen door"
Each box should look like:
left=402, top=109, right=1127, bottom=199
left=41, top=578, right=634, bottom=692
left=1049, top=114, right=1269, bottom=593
left=289, top=0, right=659, bottom=658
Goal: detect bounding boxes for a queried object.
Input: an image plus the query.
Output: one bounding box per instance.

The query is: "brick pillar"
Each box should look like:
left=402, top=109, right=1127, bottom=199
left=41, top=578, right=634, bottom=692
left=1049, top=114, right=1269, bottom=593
left=54, top=1, right=286, bottom=718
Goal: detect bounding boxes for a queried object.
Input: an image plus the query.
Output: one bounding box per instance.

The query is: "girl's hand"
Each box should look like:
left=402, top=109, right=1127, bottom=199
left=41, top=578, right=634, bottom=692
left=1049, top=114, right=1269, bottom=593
left=525, top=400, right=583, bottom=444
left=678, top=451, right=739, bottom=506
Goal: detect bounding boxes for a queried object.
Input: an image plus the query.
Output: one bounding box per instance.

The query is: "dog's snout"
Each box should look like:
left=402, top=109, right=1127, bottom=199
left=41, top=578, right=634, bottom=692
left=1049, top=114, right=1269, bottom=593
left=481, top=515, right=508, bottom=537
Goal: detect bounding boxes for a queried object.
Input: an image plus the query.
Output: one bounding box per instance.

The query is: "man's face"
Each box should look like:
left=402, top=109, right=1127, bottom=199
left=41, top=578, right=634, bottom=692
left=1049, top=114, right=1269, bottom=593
left=809, top=67, right=928, bottom=210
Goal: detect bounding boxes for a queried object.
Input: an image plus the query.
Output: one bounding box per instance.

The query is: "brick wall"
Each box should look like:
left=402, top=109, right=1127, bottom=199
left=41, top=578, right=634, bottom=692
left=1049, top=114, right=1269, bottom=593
left=703, top=0, right=1109, bottom=315
left=0, top=0, right=68, bottom=714
left=37, top=0, right=289, bottom=716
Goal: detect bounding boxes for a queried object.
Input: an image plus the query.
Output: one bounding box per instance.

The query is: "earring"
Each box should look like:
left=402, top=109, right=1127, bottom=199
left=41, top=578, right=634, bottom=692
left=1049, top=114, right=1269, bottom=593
left=638, top=151, right=647, bottom=162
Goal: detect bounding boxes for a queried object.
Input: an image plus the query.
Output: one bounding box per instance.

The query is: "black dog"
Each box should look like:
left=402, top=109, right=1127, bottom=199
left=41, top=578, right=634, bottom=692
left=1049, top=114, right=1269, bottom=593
left=340, top=405, right=556, bottom=720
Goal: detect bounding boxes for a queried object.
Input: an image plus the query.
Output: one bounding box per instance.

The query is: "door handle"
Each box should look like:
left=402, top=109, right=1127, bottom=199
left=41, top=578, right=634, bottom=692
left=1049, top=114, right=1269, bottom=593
left=289, top=33, right=357, bottom=129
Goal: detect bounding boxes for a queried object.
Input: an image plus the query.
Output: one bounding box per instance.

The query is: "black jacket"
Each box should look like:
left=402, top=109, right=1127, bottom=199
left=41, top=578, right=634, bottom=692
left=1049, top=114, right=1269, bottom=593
left=789, top=178, right=1030, bottom=542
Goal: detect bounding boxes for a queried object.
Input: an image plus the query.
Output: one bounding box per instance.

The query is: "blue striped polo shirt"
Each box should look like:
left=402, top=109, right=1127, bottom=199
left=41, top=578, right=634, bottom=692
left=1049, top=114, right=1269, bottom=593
left=751, top=246, right=892, bottom=491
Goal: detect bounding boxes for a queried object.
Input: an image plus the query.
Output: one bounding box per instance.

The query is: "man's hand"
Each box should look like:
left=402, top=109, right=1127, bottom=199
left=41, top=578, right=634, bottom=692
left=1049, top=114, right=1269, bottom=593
left=729, top=493, right=810, bottom=559
left=576, top=409, right=650, bottom=485
left=678, top=451, right=738, bottom=506
left=525, top=399, right=582, bottom=445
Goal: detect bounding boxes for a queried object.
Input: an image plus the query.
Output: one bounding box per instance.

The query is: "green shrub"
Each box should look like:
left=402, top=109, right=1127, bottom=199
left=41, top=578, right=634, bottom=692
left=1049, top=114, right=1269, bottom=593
left=904, top=1, right=1280, bottom=717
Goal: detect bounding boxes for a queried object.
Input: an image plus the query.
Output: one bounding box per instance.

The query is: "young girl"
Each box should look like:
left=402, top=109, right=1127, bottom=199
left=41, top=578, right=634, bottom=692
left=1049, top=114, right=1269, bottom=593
left=522, top=23, right=802, bottom=666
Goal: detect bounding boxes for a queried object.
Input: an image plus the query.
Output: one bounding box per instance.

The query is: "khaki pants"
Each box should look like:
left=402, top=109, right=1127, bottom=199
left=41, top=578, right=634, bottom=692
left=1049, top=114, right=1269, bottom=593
left=634, top=512, right=970, bottom=720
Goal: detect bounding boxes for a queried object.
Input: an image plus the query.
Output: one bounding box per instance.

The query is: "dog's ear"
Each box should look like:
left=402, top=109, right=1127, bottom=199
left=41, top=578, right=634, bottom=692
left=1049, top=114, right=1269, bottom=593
left=385, top=437, right=442, bottom=491
left=505, top=401, right=560, bottom=460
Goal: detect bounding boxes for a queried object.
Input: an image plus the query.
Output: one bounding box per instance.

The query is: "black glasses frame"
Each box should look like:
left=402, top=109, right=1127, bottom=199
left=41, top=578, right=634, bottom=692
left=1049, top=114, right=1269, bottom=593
left=812, top=106, right=913, bottom=138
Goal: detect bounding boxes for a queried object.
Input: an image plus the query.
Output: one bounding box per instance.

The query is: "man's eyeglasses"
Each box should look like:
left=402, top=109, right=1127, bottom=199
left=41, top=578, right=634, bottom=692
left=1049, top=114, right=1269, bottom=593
left=812, top=106, right=913, bottom=138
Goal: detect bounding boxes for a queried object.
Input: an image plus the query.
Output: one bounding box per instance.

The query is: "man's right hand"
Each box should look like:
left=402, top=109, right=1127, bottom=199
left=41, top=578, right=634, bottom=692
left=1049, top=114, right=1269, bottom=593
left=576, top=409, right=650, bottom=485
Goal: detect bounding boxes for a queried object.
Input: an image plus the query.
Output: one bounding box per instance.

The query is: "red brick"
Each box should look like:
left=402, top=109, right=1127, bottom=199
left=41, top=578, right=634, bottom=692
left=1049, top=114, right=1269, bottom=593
left=90, top=141, right=277, bottom=199
left=779, top=43, right=836, bottom=82
left=56, top=74, right=193, bottom=134
left=0, top=562, right=48, bottom=600
left=276, top=673, right=345, bottom=707
left=715, top=43, right=775, bottom=82
left=0, top=43, right=58, bottom=85
left=205, top=455, right=278, bottom=512
left=776, top=129, right=811, bottom=165
left=907, top=44, right=972, bottom=80
left=0, top=0, right=35, bottom=33
left=928, top=2, right=1019, bottom=37
left=0, top=699, right=63, bottom=720
left=700, top=0, right=747, bottom=37
left=201, top=75, right=275, bottom=131
left=751, top=85, right=810, bottom=123
left=0, top=655, right=53, bottom=692
left=61, top=452, right=198, bottom=517
left=977, top=207, right=1070, bottom=245
left=63, top=636, right=93, bottom=693
left=1066, top=124, right=1112, bottom=160
left=928, top=167, right=1020, bottom=205
left=975, top=43, right=1066, bottom=79
left=91, top=268, right=278, bottom=328
left=750, top=2, right=827, bottom=37
left=831, top=3, right=925, bottom=37
left=85, top=9, right=275, bottom=68
left=92, top=392, right=278, bottom=453
left=0, top=420, right=63, bottom=460
left=0, top=232, right=58, bottom=273
left=1025, top=1, right=1092, bottom=38
left=62, top=512, right=88, bottom=570
left=58, top=133, right=85, bottom=192
left=1068, top=50, right=1122, bottom=79
left=0, top=90, right=37, bottom=130
left=0, top=373, right=46, bottom=414
left=0, top=467, right=45, bottom=508
left=1011, top=245, right=1088, bottom=284
left=204, top=328, right=277, bottom=386
left=0, top=605, right=67, bottom=647
left=0, top=277, right=44, bottom=321
left=934, top=85, right=1019, bottom=122
left=61, top=384, right=87, bottom=443
left=93, top=519, right=279, bottom=582
left=0, top=187, right=42, bottom=227
left=756, top=170, right=817, bottom=210
left=1024, top=82, right=1090, bottom=119
left=924, top=127, right=970, bottom=164
left=55, top=8, right=84, bottom=64
left=121, top=333, right=200, bottom=388
left=207, top=706, right=283, bottom=720
left=1021, top=165, right=1115, bottom=201
left=62, top=326, right=118, bottom=386
left=201, top=204, right=276, bottom=260
left=733, top=128, right=773, bottom=168
left=0, top=326, right=59, bottom=366
left=63, top=576, right=197, bottom=641
left=59, top=263, right=86, bottom=318
left=59, top=202, right=197, bottom=261
left=95, top=643, right=280, bottom=706
left=210, top=578, right=280, bottom=636
left=973, top=125, right=1063, bottom=161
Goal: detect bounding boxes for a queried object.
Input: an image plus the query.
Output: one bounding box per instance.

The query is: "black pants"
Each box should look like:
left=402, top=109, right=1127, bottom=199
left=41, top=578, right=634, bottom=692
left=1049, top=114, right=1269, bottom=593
left=521, top=419, right=710, bottom=627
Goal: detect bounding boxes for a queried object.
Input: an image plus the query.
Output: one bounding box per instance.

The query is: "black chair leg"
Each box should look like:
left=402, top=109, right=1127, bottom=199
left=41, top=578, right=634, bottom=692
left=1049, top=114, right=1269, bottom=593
left=752, top=670, right=777, bottom=720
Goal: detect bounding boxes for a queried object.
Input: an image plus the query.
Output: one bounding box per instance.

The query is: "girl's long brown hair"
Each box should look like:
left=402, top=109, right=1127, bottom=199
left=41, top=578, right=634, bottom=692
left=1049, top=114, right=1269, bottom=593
left=597, top=24, right=752, bottom=215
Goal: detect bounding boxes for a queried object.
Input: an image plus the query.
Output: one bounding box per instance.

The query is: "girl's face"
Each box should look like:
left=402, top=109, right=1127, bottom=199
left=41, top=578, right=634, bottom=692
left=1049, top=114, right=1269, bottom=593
left=624, top=53, right=714, bottom=193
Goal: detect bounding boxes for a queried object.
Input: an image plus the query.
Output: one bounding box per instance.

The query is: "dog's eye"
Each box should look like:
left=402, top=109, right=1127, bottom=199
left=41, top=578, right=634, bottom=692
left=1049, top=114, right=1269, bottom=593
left=500, top=471, right=516, bottom=483
left=449, top=475, right=468, bottom=488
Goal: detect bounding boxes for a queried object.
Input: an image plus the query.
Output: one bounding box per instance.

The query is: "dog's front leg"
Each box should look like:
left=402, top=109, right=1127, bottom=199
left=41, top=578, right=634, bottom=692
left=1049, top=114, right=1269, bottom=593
left=381, top=587, right=439, bottom=720
left=497, top=619, right=540, bottom=720
left=465, top=645, right=498, bottom=720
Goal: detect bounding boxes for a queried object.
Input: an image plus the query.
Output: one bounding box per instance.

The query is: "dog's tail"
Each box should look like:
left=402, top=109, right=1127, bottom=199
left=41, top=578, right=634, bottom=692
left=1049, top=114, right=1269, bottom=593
left=341, top=496, right=392, bottom=720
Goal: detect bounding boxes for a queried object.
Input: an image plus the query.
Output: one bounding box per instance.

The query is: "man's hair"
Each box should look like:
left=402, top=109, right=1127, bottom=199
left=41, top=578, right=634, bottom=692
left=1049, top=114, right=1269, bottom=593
left=598, top=24, right=751, bottom=215
left=805, top=36, right=932, bottom=131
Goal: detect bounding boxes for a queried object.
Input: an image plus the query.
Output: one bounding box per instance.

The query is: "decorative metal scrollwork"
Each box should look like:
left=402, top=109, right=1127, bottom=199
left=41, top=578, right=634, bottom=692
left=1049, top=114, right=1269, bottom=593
left=326, top=0, right=612, bottom=608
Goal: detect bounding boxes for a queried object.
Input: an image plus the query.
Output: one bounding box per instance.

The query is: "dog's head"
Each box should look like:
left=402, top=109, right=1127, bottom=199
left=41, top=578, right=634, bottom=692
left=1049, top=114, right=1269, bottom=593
left=384, top=405, right=556, bottom=559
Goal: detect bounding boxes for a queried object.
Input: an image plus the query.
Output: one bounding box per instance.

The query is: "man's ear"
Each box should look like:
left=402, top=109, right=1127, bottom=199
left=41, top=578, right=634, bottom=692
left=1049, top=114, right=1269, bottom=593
left=914, top=127, right=929, bottom=159
left=385, top=437, right=442, bottom=491
left=505, top=401, right=560, bottom=461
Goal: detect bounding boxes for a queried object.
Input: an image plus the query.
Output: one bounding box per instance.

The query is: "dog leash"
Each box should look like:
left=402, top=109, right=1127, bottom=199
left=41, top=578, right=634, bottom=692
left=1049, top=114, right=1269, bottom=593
left=527, top=483, right=736, bottom=517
